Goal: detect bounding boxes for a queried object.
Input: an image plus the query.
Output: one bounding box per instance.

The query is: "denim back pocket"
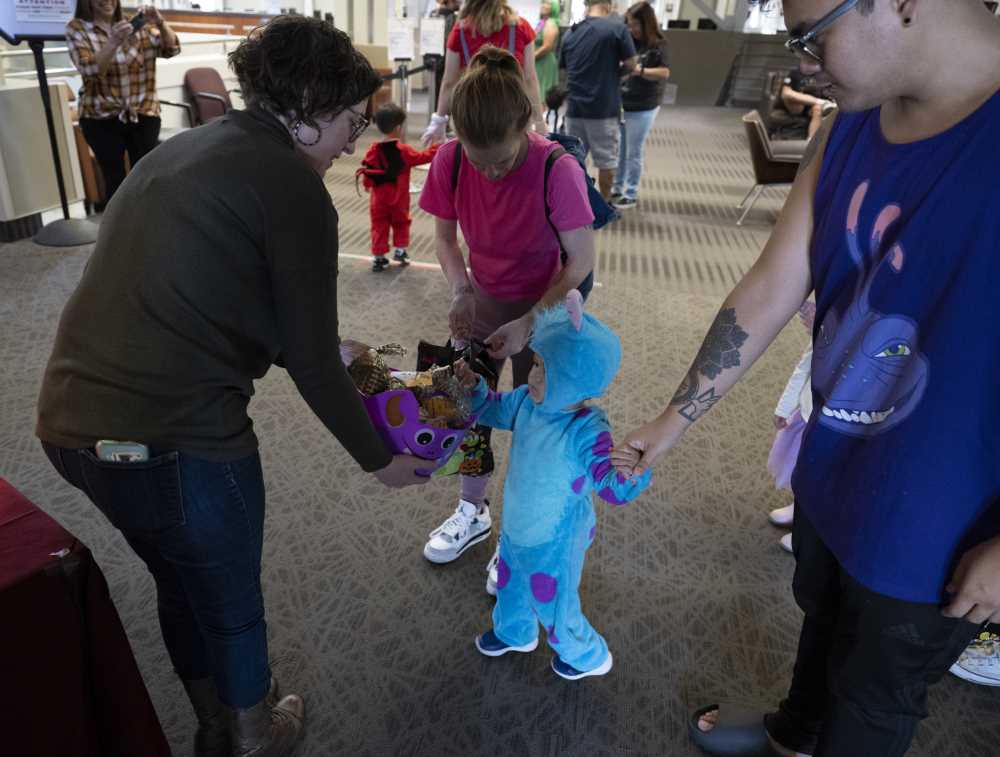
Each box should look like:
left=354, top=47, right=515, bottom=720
left=78, top=450, right=185, bottom=534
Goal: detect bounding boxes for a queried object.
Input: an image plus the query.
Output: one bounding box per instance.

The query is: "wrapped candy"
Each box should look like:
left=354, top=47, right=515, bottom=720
left=346, top=343, right=406, bottom=395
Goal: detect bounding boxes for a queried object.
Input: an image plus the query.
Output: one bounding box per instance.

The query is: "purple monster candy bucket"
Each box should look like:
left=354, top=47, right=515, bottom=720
left=359, top=373, right=478, bottom=474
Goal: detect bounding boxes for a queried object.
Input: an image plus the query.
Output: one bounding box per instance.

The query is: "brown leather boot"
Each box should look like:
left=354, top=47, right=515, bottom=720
left=230, top=692, right=304, bottom=757
left=183, top=677, right=282, bottom=757
left=182, top=677, right=231, bottom=757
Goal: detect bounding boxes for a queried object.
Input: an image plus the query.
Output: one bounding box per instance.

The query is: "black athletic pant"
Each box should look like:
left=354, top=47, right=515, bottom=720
left=80, top=115, right=161, bottom=209
left=764, top=509, right=982, bottom=756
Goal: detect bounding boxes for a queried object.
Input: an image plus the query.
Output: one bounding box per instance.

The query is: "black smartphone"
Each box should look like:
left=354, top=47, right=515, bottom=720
left=130, top=11, right=147, bottom=32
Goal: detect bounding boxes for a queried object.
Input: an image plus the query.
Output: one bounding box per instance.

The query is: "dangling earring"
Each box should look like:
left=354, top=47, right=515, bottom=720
left=292, top=120, right=321, bottom=146
left=903, top=17, right=912, bottom=26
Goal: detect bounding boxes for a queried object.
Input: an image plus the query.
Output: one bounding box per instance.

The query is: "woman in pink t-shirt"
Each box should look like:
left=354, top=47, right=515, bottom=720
left=421, top=0, right=544, bottom=145
left=418, top=46, right=595, bottom=582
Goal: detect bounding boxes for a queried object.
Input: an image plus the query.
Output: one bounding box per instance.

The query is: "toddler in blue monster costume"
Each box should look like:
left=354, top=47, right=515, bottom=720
left=455, top=290, right=651, bottom=680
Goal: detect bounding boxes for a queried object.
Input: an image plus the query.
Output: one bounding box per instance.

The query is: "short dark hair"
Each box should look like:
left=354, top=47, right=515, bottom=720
left=229, top=16, right=383, bottom=128
left=74, top=0, right=123, bottom=23
left=374, top=103, right=407, bottom=134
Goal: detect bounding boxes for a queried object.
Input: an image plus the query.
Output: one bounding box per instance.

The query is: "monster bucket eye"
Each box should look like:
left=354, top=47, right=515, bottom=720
left=415, top=430, right=435, bottom=446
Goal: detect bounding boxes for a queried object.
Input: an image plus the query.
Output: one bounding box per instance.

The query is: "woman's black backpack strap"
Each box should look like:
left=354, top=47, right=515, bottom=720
left=451, top=142, right=463, bottom=194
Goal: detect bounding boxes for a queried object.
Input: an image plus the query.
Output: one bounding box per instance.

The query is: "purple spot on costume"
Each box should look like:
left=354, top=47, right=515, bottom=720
left=590, top=458, right=612, bottom=482
left=598, top=487, right=626, bottom=506
left=592, top=431, right=613, bottom=457
left=496, top=557, right=511, bottom=590
left=571, top=476, right=586, bottom=494
left=530, top=572, right=558, bottom=603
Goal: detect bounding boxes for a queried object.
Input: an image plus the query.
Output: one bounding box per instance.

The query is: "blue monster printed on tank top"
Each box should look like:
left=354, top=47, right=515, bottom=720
left=791, top=87, right=1000, bottom=604
left=811, top=181, right=930, bottom=437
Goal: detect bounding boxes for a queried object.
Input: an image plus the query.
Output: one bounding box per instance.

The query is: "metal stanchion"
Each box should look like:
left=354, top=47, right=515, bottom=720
left=393, top=59, right=410, bottom=113
left=423, top=53, right=442, bottom=121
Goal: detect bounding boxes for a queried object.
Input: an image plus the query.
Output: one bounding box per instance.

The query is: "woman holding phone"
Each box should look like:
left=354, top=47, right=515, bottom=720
left=66, top=1, right=180, bottom=210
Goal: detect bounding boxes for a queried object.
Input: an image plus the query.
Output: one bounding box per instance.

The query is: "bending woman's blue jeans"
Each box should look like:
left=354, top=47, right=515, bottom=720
left=613, top=107, right=660, bottom=201
left=42, top=442, right=270, bottom=708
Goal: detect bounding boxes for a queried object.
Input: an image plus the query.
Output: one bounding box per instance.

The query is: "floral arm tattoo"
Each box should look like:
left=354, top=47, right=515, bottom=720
left=669, top=308, right=749, bottom=423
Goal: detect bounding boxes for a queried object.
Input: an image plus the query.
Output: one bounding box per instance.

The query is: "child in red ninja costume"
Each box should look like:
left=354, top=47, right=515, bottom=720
left=358, top=103, right=440, bottom=272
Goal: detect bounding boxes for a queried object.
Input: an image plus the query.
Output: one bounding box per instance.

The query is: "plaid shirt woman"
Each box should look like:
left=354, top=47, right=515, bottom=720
left=66, top=13, right=180, bottom=122
left=66, top=1, right=180, bottom=208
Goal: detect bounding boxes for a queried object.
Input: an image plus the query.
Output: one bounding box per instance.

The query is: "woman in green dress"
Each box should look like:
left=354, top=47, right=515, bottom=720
left=534, top=0, right=561, bottom=105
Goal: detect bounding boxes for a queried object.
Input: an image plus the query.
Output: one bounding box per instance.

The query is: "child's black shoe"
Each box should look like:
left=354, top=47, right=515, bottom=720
left=372, top=256, right=390, bottom=272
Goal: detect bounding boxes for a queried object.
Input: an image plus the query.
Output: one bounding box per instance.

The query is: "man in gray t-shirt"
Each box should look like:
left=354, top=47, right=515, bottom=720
left=559, top=0, right=636, bottom=198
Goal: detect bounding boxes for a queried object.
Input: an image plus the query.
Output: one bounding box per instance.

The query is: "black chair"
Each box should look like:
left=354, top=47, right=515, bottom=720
left=697, top=18, right=718, bottom=30
left=667, top=19, right=690, bottom=29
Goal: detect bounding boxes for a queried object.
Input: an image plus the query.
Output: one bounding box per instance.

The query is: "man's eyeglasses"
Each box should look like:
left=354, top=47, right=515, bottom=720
left=785, top=0, right=859, bottom=64
left=344, top=104, right=370, bottom=142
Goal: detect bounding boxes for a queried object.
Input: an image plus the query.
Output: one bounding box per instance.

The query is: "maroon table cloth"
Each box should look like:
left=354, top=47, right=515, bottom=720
left=0, top=477, right=171, bottom=757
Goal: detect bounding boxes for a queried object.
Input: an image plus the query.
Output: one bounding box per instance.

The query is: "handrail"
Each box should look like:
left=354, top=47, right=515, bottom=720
left=167, top=22, right=238, bottom=33
left=6, top=67, right=78, bottom=78
left=1, top=46, right=70, bottom=57
left=0, top=33, right=243, bottom=58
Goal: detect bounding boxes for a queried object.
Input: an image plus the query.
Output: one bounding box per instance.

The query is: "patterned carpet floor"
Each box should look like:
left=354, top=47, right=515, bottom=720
left=1, top=106, right=996, bottom=756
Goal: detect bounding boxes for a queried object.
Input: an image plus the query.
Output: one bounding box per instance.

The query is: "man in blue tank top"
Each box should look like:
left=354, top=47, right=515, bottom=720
left=613, top=0, right=1000, bottom=754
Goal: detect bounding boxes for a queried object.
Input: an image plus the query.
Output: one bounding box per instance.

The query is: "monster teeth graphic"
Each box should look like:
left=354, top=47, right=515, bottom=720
left=821, top=405, right=896, bottom=424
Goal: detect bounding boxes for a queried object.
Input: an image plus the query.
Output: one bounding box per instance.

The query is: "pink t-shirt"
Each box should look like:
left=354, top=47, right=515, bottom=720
left=418, top=132, right=594, bottom=301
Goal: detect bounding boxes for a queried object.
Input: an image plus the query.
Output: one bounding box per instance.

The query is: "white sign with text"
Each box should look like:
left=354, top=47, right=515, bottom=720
left=15, top=0, right=75, bottom=23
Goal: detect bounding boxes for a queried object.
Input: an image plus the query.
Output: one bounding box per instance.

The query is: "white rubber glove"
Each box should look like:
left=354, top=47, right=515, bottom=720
left=421, top=113, right=449, bottom=146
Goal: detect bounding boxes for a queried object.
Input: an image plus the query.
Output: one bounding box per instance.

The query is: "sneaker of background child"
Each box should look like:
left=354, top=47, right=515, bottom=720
left=950, top=629, right=1000, bottom=687
left=423, top=499, right=491, bottom=564
left=612, top=197, right=637, bottom=211
left=551, top=652, right=613, bottom=680
left=474, top=629, right=538, bottom=657
left=372, top=255, right=389, bottom=272
left=393, top=248, right=410, bottom=265
left=769, top=503, right=795, bottom=527
left=485, top=537, right=501, bottom=596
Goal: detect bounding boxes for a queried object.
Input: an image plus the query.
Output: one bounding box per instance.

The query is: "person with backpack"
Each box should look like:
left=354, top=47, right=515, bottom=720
left=417, top=45, right=596, bottom=590
left=421, top=0, right=545, bottom=145
left=357, top=103, right=439, bottom=272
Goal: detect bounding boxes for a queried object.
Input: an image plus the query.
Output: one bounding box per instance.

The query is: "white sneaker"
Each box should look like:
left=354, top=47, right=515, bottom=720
left=769, top=503, right=795, bottom=527
left=423, top=499, right=491, bottom=564
left=779, top=532, right=793, bottom=553
left=950, top=629, right=1000, bottom=687
left=485, top=536, right=501, bottom=596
